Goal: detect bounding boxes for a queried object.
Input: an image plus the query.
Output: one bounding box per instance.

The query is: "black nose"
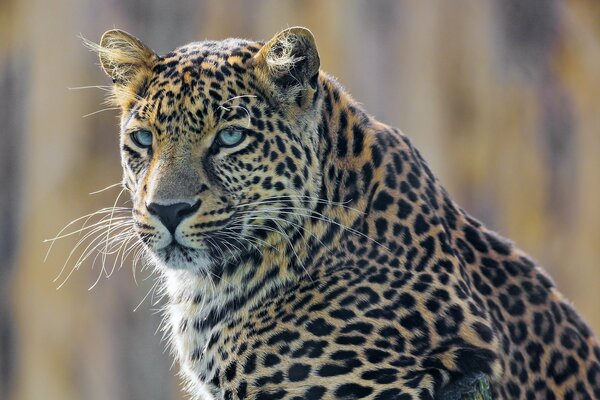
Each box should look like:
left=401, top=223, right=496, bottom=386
left=146, top=201, right=200, bottom=234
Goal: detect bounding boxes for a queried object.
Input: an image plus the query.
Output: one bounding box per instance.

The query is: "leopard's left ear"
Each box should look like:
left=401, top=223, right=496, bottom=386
left=254, top=27, right=320, bottom=90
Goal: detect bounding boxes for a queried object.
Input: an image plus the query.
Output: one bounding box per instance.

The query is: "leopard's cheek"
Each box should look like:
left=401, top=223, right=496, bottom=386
left=219, top=139, right=318, bottom=204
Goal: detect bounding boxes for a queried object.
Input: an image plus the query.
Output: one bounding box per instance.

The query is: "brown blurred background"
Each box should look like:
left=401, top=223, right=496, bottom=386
left=1, top=1, right=599, bottom=399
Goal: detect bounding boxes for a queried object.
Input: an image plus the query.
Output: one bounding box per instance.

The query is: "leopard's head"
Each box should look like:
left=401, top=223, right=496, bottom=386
left=97, top=28, right=323, bottom=273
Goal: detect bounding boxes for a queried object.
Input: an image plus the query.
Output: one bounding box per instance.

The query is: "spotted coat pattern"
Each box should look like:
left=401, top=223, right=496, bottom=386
left=96, top=28, right=600, bottom=400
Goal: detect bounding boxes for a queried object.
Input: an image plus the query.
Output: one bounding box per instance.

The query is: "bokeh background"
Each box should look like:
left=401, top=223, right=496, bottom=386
left=1, top=1, right=599, bottom=399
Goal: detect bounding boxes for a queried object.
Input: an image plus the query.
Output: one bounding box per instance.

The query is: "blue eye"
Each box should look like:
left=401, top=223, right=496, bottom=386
left=217, top=128, right=246, bottom=148
left=131, top=130, right=153, bottom=148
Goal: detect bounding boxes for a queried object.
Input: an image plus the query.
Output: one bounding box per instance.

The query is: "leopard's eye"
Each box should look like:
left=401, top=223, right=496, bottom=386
left=131, top=130, right=153, bottom=149
left=217, top=128, right=246, bottom=148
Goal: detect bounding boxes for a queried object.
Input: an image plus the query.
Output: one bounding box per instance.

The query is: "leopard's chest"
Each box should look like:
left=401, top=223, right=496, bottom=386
left=167, top=301, right=223, bottom=399
left=171, top=308, right=269, bottom=400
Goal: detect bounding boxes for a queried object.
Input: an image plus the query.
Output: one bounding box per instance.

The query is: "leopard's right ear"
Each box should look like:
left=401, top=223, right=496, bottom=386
left=93, top=29, right=156, bottom=85
left=254, top=27, right=320, bottom=90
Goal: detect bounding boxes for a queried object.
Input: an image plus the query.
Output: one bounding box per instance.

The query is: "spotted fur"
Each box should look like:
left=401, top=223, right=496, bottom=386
left=94, top=27, right=600, bottom=399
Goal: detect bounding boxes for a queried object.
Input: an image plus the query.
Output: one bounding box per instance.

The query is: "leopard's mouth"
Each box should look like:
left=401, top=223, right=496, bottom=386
left=152, top=242, right=211, bottom=271
left=148, top=209, right=246, bottom=271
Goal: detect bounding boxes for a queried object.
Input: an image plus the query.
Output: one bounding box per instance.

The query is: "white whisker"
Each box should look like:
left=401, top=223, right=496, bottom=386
left=89, top=182, right=124, bottom=195
left=81, top=107, right=120, bottom=118
left=54, top=220, right=133, bottom=285
left=134, top=280, right=160, bottom=312
left=68, top=84, right=113, bottom=91
left=239, top=207, right=389, bottom=253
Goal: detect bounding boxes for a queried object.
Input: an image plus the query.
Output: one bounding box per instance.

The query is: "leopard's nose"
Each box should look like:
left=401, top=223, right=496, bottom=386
left=146, top=200, right=201, bottom=234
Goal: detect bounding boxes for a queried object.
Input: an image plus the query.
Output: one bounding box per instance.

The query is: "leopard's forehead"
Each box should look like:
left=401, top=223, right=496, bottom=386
left=127, top=38, right=266, bottom=139
left=155, top=38, right=262, bottom=76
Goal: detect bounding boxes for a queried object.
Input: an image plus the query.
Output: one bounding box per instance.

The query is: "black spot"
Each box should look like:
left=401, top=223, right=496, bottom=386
left=463, top=225, right=488, bottom=253
left=336, top=126, right=348, bottom=158
left=244, top=353, right=257, bottom=374
left=291, top=340, right=328, bottom=358
left=373, top=191, right=394, bottom=212
left=331, top=350, right=358, bottom=361
left=330, top=308, right=356, bottom=320
left=255, top=389, right=287, bottom=400
left=370, top=145, right=383, bottom=168
left=361, top=368, right=398, bottom=384
left=400, top=312, right=426, bottom=331
left=397, top=199, right=413, bottom=219
left=375, top=389, right=406, bottom=400
left=225, top=361, right=237, bottom=382
left=304, top=386, right=326, bottom=399
left=485, top=232, right=512, bottom=255
left=472, top=322, right=494, bottom=343
left=361, top=164, right=373, bottom=190
left=268, top=330, right=300, bottom=345
left=373, top=218, right=388, bottom=237
left=334, top=383, right=373, bottom=399
left=306, top=318, right=335, bottom=337
left=341, top=322, right=373, bottom=335
left=288, top=363, right=311, bottom=382
left=526, top=342, right=544, bottom=372
left=407, top=172, right=420, bottom=189
left=413, top=214, right=429, bottom=235
left=352, top=125, right=365, bottom=156
left=263, top=353, right=281, bottom=367
left=317, top=362, right=358, bottom=377
left=364, top=348, right=390, bottom=363
left=335, top=335, right=366, bottom=345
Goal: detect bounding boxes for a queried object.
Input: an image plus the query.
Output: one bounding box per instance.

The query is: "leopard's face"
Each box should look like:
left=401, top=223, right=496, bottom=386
left=102, top=32, right=322, bottom=274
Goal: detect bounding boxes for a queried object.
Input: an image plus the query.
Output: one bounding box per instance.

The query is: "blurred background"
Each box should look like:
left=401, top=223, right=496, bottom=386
left=1, top=0, right=599, bottom=399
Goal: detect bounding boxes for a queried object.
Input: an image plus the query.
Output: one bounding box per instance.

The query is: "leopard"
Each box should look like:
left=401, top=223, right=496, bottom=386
left=90, top=27, right=600, bottom=399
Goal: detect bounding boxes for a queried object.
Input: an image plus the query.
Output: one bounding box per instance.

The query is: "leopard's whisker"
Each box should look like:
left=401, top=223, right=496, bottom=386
left=44, top=207, right=131, bottom=261
left=81, top=107, right=120, bottom=118
left=132, top=240, right=151, bottom=286
left=222, top=224, right=277, bottom=253
left=237, top=207, right=390, bottom=253
left=71, top=222, right=133, bottom=268
left=77, top=226, right=133, bottom=278
left=68, top=84, right=113, bottom=91
left=101, top=188, right=128, bottom=274
left=220, top=94, right=257, bottom=105
left=89, top=182, right=124, bottom=195
left=126, top=236, right=147, bottom=286
left=134, top=280, right=160, bottom=312
left=104, top=231, right=138, bottom=282
left=267, top=218, right=313, bottom=283
left=234, top=195, right=363, bottom=214
left=53, top=219, right=134, bottom=285
left=46, top=215, right=132, bottom=242
left=226, top=217, right=308, bottom=282
left=218, top=229, right=264, bottom=257
left=199, top=237, right=222, bottom=291
left=211, top=232, right=244, bottom=266
left=88, top=228, right=133, bottom=291
left=238, top=213, right=330, bottom=257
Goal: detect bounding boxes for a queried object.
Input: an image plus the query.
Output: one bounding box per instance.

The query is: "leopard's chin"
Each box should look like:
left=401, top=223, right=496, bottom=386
left=150, top=242, right=213, bottom=273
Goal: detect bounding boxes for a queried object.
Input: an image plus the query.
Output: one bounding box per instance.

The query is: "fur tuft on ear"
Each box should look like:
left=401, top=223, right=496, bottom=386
left=255, top=27, right=320, bottom=90
left=85, top=30, right=156, bottom=108
left=87, top=29, right=156, bottom=85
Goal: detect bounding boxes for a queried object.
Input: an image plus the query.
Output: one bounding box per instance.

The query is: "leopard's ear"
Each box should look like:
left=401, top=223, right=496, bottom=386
left=95, top=29, right=156, bottom=85
left=254, top=27, right=320, bottom=90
